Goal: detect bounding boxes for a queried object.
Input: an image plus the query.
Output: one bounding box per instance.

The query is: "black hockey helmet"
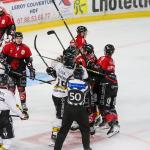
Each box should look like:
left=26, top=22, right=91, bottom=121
left=83, top=44, right=94, bottom=54
left=63, top=46, right=78, bottom=57
left=14, top=32, right=23, bottom=38
left=63, top=54, right=75, bottom=69
left=77, top=26, right=87, bottom=34
left=104, top=44, right=115, bottom=56
left=73, top=66, right=84, bottom=80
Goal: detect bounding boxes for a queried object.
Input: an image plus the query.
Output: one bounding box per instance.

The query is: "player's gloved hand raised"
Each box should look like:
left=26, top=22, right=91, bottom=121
left=46, top=67, right=57, bottom=78
left=20, top=111, right=29, bottom=120
left=29, top=68, right=35, bottom=80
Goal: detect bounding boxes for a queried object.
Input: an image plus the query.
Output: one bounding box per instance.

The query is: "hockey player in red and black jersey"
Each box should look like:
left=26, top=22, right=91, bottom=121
left=0, top=32, right=35, bottom=114
left=94, top=44, right=120, bottom=137
left=73, top=44, right=100, bottom=135
left=0, top=7, right=16, bottom=47
left=70, top=26, right=87, bottom=53
left=76, top=26, right=87, bottom=50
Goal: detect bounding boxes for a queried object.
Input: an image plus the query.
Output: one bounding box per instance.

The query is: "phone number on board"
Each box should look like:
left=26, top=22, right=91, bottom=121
left=16, top=13, right=51, bottom=24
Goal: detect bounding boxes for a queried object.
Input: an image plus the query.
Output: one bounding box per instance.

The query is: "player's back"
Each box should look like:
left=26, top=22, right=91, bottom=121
left=52, top=63, right=73, bottom=98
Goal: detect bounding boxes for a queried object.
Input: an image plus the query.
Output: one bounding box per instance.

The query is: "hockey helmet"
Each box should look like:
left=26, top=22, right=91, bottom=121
left=83, top=44, right=94, bottom=54
left=14, top=32, right=23, bottom=38
left=63, top=54, right=75, bottom=69
left=63, top=46, right=78, bottom=57
left=76, top=26, right=87, bottom=34
left=104, top=44, right=115, bottom=56
left=73, top=66, right=84, bottom=80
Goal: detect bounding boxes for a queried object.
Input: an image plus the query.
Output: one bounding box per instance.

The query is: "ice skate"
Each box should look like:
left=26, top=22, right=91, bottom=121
left=107, top=123, right=120, bottom=138
left=49, top=127, right=60, bottom=147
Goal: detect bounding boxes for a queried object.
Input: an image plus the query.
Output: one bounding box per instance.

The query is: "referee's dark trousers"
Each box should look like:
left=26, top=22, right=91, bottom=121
left=54, top=104, right=90, bottom=150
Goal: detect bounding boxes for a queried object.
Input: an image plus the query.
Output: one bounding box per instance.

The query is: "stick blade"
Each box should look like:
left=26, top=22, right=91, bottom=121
left=47, top=30, right=55, bottom=35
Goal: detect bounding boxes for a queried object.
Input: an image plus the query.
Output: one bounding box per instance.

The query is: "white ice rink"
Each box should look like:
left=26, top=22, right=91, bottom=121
left=11, top=17, right=150, bottom=150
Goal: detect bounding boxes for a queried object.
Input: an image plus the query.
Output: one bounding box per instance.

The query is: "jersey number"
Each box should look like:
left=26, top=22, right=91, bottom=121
left=70, top=92, right=82, bottom=101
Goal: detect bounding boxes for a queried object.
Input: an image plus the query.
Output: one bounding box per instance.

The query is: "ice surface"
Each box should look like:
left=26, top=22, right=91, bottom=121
left=10, top=18, right=150, bottom=150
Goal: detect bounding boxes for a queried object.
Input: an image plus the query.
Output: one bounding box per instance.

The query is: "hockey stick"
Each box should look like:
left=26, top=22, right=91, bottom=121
left=51, top=0, right=75, bottom=41
left=51, top=0, right=95, bottom=72
left=41, top=55, right=60, bottom=62
left=40, top=54, right=104, bottom=76
left=0, top=67, right=52, bottom=84
left=10, top=114, right=20, bottom=117
left=34, top=35, right=49, bottom=68
left=40, top=55, right=104, bottom=76
left=47, top=30, right=66, bottom=51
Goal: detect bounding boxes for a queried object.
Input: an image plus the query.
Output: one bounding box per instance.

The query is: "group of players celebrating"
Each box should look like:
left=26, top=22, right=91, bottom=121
left=0, top=6, right=120, bottom=150
left=46, top=25, right=120, bottom=149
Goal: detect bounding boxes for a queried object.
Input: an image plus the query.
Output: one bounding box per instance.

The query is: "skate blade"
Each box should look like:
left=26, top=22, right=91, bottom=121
left=107, top=130, right=119, bottom=138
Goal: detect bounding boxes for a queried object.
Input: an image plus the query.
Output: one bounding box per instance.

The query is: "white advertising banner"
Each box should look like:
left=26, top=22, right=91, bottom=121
left=2, top=0, right=74, bottom=26
left=1, top=0, right=150, bottom=27
left=73, top=0, right=150, bottom=16
left=89, top=0, right=150, bottom=14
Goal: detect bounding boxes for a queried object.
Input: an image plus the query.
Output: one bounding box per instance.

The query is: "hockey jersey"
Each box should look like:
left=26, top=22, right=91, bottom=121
left=0, top=11, right=15, bottom=39
left=1, top=42, right=32, bottom=72
left=0, top=88, right=23, bottom=117
left=51, top=61, right=74, bottom=98
left=67, top=68, right=89, bottom=106
left=75, top=34, right=87, bottom=49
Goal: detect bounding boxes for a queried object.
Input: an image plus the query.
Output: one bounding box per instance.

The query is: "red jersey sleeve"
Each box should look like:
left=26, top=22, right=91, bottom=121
left=22, top=44, right=32, bottom=58
left=1, top=43, right=11, bottom=55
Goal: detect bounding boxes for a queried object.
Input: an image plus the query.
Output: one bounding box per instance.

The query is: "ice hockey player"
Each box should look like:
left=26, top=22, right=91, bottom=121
left=0, top=6, right=16, bottom=47
left=94, top=44, right=120, bottom=137
left=70, top=26, right=87, bottom=53
left=0, top=32, right=35, bottom=114
left=63, top=45, right=78, bottom=61
left=82, top=44, right=100, bottom=135
left=76, top=26, right=87, bottom=50
left=72, top=44, right=100, bottom=135
left=46, top=53, right=75, bottom=145
left=0, top=63, right=28, bottom=150
left=54, top=65, right=92, bottom=150
left=75, top=43, right=97, bottom=68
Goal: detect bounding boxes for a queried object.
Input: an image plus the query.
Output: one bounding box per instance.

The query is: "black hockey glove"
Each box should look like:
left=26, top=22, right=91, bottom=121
left=5, top=64, right=11, bottom=74
left=46, top=67, right=57, bottom=78
left=29, top=68, right=35, bottom=80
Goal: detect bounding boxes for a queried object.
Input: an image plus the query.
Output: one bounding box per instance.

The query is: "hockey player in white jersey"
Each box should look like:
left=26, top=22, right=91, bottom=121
left=0, top=64, right=28, bottom=150
left=46, top=53, right=75, bottom=145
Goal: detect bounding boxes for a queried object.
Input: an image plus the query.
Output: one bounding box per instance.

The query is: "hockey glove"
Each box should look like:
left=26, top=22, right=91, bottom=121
left=5, top=64, right=11, bottom=74
left=46, top=67, right=57, bottom=78
left=29, top=68, right=35, bottom=80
